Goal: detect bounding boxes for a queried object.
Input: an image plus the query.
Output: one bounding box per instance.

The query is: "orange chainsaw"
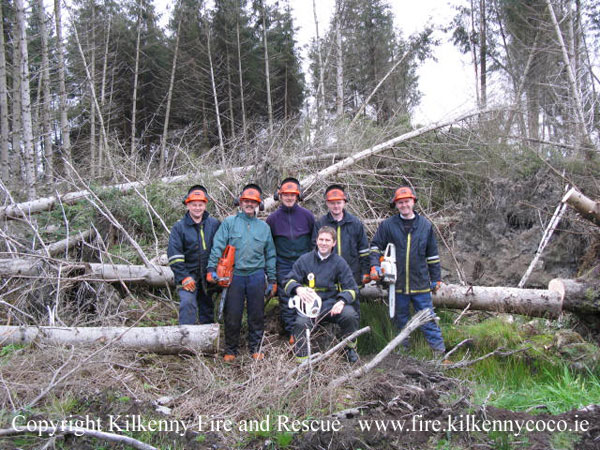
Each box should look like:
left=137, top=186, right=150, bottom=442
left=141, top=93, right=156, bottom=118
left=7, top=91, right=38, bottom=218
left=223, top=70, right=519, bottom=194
left=216, top=245, right=235, bottom=322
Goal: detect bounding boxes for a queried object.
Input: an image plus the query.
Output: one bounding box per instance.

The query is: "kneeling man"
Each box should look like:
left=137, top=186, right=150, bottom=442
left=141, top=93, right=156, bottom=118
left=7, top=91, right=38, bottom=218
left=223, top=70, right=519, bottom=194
left=284, top=226, right=359, bottom=363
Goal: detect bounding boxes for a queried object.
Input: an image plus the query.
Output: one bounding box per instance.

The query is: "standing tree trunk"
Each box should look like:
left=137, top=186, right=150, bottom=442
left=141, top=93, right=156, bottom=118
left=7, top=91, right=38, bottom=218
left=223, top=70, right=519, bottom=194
left=236, top=19, right=247, bottom=139
left=130, top=1, right=142, bottom=157
left=160, top=18, right=181, bottom=173
left=470, top=0, right=480, bottom=107
left=16, top=0, right=37, bottom=199
left=0, top=3, right=10, bottom=182
left=89, top=1, right=97, bottom=177
left=37, top=0, right=53, bottom=181
left=55, top=0, right=72, bottom=177
left=226, top=47, right=235, bottom=140
left=99, top=17, right=111, bottom=172
left=479, top=0, right=487, bottom=108
left=313, top=0, right=325, bottom=123
left=335, top=0, right=344, bottom=118
left=261, top=1, right=273, bottom=134
left=206, top=28, right=225, bottom=159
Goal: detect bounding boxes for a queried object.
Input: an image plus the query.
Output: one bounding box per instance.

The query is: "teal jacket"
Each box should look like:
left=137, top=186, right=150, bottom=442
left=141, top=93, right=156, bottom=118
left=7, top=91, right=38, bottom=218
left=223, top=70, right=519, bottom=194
left=207, top=212, right=277, bottom=281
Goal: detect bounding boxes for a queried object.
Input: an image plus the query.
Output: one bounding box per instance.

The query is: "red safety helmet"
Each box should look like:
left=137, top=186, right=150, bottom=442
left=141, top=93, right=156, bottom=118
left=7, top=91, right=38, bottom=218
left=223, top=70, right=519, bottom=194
left=325, top=184, right=348, bottom=202
left=274, top=177, right=303, bottom=201
left=390, top=186, right=417, bottom=207
left=239, top=183, right=263, bottom=204
left=183, top=185, right=208, bottom=204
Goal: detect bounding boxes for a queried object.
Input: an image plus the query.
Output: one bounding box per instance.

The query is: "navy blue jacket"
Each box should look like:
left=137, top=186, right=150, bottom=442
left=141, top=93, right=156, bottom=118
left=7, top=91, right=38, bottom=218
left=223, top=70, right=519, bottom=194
left=168, top=211, right=221, bottom=293
left=266, top=204, right=315, bottom=261
left=370, top=212, right=441, bottom=294
left=284, top=250, right=358, bottom=307
left=312, top=211, right=370, bottom=284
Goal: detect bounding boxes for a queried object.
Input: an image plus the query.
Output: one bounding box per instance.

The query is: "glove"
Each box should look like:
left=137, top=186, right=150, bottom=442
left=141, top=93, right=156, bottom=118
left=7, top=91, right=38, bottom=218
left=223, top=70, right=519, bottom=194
left=181, top=276, right=196, bottom=292
left=361, top=273, right=371, bottom=285
left=431, top=281, right=442, bottom=294
left=206, top=271, right=218, bottom=284
left=370, top=266, right=382, bottom=281
left=265, top=282, right=277, bottom=299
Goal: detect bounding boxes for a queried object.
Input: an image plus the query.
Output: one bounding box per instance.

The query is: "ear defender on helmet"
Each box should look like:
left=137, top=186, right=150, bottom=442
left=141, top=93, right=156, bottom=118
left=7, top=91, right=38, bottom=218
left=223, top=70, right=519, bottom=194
left=324, top=184, right=350, bottom=202
left=237, top=183, right=264, bottom=211
left=390, top=186, right=417, bottom=208
left=273, top=177, right=303, bottom=201
left=182, top=185, right=209, bottom=205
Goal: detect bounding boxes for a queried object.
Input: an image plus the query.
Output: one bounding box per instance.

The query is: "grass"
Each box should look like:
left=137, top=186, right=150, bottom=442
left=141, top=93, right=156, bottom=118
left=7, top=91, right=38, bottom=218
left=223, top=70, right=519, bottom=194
left=405, top=311, right=600, bottom=415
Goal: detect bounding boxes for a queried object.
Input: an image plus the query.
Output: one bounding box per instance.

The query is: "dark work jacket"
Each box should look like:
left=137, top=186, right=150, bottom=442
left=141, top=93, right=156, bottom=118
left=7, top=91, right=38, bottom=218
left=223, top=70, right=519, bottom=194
left=284, top=250, right=358, bottom=307
left=266, top=204, right=314, bottom=261
left=311, top=211, right=370, bottom=284
left=168, top=211, right=221, bottom=293
left=370, top=212, right=441, bottom=294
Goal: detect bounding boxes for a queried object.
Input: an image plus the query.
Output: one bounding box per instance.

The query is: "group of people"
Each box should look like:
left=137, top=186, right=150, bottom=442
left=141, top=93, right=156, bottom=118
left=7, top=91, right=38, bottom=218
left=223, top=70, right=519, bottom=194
left=167, top=179, right=446, bottom=363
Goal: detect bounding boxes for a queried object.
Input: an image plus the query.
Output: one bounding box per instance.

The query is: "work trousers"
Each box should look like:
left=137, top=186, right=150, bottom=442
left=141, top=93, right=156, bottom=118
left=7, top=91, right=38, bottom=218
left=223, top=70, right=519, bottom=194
left=276, top=257, right=297, bottom=336
left=224, top=270, right=266, bottom=355
left=293, top=298, right=359, bottom=357
left=178, top=288, right=214, bottom=325
left=394, top=292, right=445, bottom=352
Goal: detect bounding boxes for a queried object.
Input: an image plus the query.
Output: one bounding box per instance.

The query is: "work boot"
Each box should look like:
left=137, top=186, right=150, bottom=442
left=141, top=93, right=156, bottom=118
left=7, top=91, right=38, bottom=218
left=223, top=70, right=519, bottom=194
left=223, top=354, right=236, bottom=363
left=345, top=348, right=359, bottom=363
left=252, top=352, right=265, bottom=361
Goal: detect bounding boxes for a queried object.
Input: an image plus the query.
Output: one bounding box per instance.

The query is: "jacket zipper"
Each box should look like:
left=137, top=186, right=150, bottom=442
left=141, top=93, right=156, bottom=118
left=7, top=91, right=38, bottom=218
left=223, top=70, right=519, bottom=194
left=405, top=233, right=411, bottom=294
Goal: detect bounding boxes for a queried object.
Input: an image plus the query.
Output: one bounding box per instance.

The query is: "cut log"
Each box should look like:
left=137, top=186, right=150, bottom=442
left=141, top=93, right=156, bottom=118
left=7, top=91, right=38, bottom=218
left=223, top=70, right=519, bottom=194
left=562, top=187, right=600, bottom=227
left=0, top=258, right=174, bottom=287
left=360, top=283, right=563, bottom=319
left=0, top=324, right=219, bottom=354
left=548, top=278, right=600, bottom=315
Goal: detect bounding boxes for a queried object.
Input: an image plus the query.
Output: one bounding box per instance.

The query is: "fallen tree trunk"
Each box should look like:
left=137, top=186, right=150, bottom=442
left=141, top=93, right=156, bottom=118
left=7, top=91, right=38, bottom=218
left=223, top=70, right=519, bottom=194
left=0, top=324, right=219, bottom=354
left=3, top=258, right=597, bottom=318
left=0, top=153, right=342, bottom=220
left=45, top=229, right=93, bottom=256
left=0, top=258, right=174, bottom=287
left=360, top=283, right=563, bottom=318
left=562, top=187, right=600, bottom=227
left=548, top=278, right=600, bottom=314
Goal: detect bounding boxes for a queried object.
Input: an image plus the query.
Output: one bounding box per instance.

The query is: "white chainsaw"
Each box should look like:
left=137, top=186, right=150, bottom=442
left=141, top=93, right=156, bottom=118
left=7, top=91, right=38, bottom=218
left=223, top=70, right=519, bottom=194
left=380, top=243, right=397, bottom=318
left=288, top=288, right=322, bottom=318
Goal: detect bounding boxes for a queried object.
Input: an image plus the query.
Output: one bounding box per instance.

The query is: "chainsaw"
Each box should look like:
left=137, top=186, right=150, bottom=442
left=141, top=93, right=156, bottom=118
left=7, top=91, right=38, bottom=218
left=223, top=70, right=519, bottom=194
left=288, top=288, right=322, bottom=318
left=380, top=243, right=397, bottom=318
left=216, top=245, right=235, bottom=322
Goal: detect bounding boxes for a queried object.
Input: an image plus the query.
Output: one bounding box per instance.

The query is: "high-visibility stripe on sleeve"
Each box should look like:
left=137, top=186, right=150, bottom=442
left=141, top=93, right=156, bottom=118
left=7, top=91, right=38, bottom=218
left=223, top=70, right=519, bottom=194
left=359, top=248, right=370, bottom=256
left=370, top=246, right=380, bottom=253
left=427, top=255, right=440, bottom=264
left=168, top=254, right=184, bottom=262
left=342, top=289, right=356, bottom=300
left=284, top=279, right=297, bottom=292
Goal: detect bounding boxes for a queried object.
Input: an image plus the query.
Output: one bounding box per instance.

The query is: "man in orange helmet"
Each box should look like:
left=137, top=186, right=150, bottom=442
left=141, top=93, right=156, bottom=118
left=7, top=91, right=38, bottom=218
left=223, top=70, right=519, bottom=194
left=207, top=184, right=276, bottom=361
left=266, top=177, right=315, bottom=344
left=168, top=185, right=221, bottom=325
left=370, top=186, right=446, bottom=355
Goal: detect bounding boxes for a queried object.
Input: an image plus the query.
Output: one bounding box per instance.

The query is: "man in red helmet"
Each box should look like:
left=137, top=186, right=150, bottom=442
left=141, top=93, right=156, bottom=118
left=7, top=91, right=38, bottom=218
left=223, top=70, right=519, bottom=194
left=207, top=184, right=276, bottom=362
left=266, top=177, right=315, bottom=344
left=370, top=186, right=446, bottom=355
left=168, top=185, right=221, bottom=325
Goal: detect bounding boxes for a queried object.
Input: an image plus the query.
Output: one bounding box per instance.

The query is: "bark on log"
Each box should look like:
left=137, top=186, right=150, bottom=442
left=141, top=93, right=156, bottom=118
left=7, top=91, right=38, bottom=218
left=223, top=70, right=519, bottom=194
left=45, top=230, right=93, bottom=256
left=0, top=324, right=219, bottom=354
left=360, top=283, right=563, bottom=319
left=548, top=278, right=600, bottom=315
left=562, top=187, right=600, bottom=227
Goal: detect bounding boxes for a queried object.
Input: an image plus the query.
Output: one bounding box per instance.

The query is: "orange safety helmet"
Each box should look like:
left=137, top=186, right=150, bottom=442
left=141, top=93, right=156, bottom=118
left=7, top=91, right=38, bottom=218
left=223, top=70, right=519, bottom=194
left=325, top=184, right=349, bottom=202
left=274, top=177, right=303, bottom=201
left=183, top=185, right=208, bottom=204
left=390, top=186, right=417, bottom=207
left=239, top=183, right=263, bottom=204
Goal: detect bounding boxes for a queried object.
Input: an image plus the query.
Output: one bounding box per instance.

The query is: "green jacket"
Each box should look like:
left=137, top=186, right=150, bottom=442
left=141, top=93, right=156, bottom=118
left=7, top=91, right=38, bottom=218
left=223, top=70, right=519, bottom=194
left=207, top=212, right=277, bottom=281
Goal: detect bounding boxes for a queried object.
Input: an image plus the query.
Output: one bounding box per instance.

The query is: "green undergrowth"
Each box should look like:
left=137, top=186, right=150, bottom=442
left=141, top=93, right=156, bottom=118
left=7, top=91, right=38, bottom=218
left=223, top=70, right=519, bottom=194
left=359, top=302, right=600, bottom=415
